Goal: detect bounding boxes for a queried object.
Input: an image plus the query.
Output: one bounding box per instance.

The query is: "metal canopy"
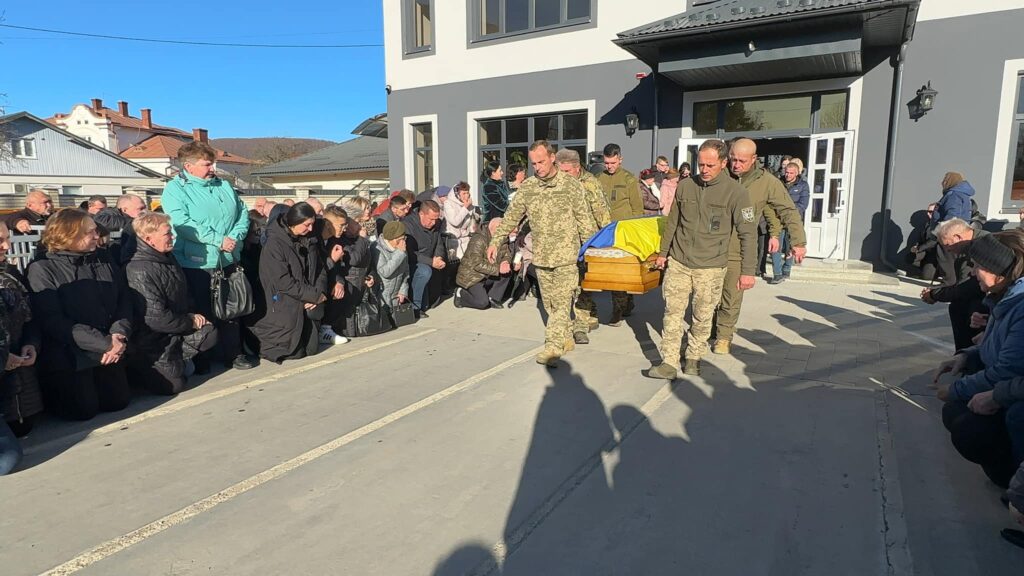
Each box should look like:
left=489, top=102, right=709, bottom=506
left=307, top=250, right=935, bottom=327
left=351, top=113, right=388, bottom=138
left=615, top=0, right=920, bottom=89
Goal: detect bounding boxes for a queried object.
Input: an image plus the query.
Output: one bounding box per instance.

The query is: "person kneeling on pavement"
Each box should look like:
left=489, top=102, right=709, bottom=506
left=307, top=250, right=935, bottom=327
left=254, top=202, right=331, bottom=363
left=936, top=231, right=1024, bottom=488
left=372, top=221, right=410, bottom=309
left=125, top=212, right=219, bottom=395
left=455, top=217, right=515, bottom=310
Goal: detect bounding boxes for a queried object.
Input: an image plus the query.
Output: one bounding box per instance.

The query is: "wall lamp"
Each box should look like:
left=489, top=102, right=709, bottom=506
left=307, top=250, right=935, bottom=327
left=908, top=81, right=938, bottom=121
left=625, top=112, right=639, bottom=137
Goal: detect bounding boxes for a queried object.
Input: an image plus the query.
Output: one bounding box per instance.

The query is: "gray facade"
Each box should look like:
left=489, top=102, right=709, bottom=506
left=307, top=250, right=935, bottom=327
left=387, top=6, right=1024, bottom=265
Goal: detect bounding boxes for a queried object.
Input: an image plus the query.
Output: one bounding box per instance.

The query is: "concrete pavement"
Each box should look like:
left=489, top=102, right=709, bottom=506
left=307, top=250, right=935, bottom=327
left=2, top=277, right=1021, bottom=575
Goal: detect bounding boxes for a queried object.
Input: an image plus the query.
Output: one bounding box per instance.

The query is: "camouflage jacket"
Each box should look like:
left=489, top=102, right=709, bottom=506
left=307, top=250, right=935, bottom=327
left=578, top=171, right=612, bottom=230
left=491, top=170, right=599, bottom=268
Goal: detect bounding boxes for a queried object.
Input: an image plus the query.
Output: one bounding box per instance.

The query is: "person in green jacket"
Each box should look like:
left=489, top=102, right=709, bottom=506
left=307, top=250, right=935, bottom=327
left=161, top=142, right=257, bottom=370
left=595, top=143, right=644, bottom=325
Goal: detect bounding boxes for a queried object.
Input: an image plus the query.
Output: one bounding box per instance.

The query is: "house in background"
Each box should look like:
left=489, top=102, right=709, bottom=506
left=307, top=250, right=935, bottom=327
left=384, top=0, right=1024, bottom=266
left=252, top=115, right=389, bottom=195
left=121, top=128, right=257, bottom=180
left=0, top=111, right=167, bottom=206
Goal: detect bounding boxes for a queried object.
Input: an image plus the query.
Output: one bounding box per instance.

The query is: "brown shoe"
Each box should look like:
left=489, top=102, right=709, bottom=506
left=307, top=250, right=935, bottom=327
left=535, top=346, right=562, bottom=367
left=683, top=359, right=701, bottom=375
left=647, top=363, right=678, bottom=380
left=712, top=339, right=731, bottom=355
left=608, top=312, right=624, bottom=327
left=573, top=331, right=590, bottom=345
left=563, top=338, right=576, bottom=352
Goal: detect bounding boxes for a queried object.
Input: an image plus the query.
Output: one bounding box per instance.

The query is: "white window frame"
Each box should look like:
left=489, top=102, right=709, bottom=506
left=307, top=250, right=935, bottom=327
left=987, top=58, right=1024, bottom=221
left=12, top=138, right=36, bottom=159
left=466, top=99, right=596, bottom=204
left=403, top=114, right=439, bottom=192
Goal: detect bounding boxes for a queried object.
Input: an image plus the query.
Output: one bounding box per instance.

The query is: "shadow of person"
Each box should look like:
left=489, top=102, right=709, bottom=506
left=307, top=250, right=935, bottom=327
left=431, top=543, right=500, bottom=576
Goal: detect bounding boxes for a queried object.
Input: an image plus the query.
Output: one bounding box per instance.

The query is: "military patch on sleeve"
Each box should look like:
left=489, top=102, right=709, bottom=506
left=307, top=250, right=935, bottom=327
left=741, top=207, right=755, bottom=223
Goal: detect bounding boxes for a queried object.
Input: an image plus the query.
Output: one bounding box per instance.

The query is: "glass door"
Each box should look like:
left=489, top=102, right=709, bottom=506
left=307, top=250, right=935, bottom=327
left=677, top=138, right=709, bottom=174
left=804, top=131, right=854, bottom=259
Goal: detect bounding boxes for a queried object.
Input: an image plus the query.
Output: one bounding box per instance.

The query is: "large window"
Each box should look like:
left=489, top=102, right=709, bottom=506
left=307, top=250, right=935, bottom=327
left=412, top=123, right=434, bottom=193
left=478, top=111, right=588, bottom=175
left=472, top=0, right=593, bottom=41
left=693, top=91, right=849, bottom=137
left=404, top=0, right=433, bottom=55
left=1008, top=75, right=1024, bottom=203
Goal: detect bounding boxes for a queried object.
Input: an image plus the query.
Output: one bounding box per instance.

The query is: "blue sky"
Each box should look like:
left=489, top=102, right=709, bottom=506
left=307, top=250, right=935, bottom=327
left=0, top=1, right=385, bottom=141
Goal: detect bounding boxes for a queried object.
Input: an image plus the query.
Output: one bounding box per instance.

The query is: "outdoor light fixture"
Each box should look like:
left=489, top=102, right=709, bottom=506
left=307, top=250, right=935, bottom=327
left=908, top=81, right=938, bottom=121
left=625, top=112, right=639, bottom=137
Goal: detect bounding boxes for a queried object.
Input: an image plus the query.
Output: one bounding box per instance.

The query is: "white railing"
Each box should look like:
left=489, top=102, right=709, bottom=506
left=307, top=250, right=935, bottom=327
left=7, top=228, right=124, bottom=273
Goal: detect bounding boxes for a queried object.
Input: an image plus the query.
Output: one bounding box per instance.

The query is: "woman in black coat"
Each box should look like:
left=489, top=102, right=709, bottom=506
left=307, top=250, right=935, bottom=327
left=336, top=213, right=376, bottom=338
left=125, top=212, right=218, bottom=395
left=0, top=222, right=43, bottom=436
left=254, top=203, right=329, bottom=363
left=27, top=209, right=133, bottom=421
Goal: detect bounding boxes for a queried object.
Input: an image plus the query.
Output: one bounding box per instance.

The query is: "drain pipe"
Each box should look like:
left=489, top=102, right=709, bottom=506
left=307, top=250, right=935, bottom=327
left=878, top=43, right=908, bottom=272
left=651, top=69, right=660, bottom=165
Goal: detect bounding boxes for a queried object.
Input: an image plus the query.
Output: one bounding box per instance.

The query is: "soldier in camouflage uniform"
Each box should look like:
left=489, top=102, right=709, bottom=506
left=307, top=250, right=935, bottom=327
left=555, top=149, right=611, bottom=345
left=596, top=143, right=643, bottom=326
left=489, top=141, right=599, bottom=366
left=648, top=139, right=757, bottom=379
left=711, top=138, right=808, bottom=355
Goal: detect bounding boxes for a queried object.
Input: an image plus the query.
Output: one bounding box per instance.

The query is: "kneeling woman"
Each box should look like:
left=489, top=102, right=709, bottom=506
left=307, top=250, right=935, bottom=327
left=254, top=202, right=329, bottom=362
left=125, top=212, right=218, bottom=395
left=28, top=209, right=133, bottom=420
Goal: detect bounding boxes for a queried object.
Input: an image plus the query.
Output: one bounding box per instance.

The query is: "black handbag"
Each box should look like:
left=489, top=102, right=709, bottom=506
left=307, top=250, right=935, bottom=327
left=390, top=301, right=416, bottom=328
left=210, top=259, right=255, bottom=321
left=343, top=288, right=392, bottom=338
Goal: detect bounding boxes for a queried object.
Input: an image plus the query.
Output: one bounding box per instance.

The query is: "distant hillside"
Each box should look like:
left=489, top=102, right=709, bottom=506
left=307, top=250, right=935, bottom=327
left=211, top=137, right=336, bottom=165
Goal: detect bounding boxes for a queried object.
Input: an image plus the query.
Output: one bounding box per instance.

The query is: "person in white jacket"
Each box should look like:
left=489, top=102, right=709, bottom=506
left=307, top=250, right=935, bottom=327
left=444, top=181, right=478, bottom=260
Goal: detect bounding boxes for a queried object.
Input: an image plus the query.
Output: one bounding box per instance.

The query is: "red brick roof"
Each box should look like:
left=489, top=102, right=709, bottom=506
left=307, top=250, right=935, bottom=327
left=49, top=104, right=190, bottom=137
left=120, top=135, right=256, bottom=165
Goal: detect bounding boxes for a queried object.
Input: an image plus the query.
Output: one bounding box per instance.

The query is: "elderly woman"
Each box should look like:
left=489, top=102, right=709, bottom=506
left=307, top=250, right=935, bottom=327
left=444, top=181, right=477, bottom=260
left=0, top=222, right=43, bottom=437
left=126, top=212, right=219, bottom=395
left=339, top=197, right=375, bottom=241
left=27, top=209, right=132, bottom=420
left=254, top=202, right=330, bottom=362
left=161, top=142, right=255, bottom=371
left=937, top=230, right=1024, bottom=488
left=373, top=221, right=410, bottom=308
left=638, top=168, right=662, bottom=216
left=481, top=162, right=511, bottom=224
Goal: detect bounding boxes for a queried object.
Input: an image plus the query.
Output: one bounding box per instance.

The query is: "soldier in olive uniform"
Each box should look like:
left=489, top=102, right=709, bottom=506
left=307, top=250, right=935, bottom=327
left=648, top=139, right=757, bottom=379
left=489, top=141, right=599, bottom=366
left=555, top=148, right=611, bottom=345
left=595, top=143, right=643, bottom=326
left=711, top=138, right=808, bottom=355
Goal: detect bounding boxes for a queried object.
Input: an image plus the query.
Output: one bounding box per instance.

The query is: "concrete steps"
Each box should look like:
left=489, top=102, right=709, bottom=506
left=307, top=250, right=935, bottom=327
left=765, top=258, right=899, bottom=287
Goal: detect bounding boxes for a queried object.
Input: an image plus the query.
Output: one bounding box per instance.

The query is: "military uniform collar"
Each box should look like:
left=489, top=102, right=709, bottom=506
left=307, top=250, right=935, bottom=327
left=536, top=170, right=563, bottom=188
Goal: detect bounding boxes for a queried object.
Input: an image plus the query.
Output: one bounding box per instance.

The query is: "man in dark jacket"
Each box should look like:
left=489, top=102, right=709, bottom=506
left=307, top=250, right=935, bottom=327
left=375, top=194, right=412, bottom=235
left=402, top=200, right=446, bottom=317
left=455, top=218, right=513, bottom=310
left=125, top=212, right=218, bottom=394
left=770, top=162, right=811, bottom=282
left=2, top=189, right=53, bottom=234
left=921, top=219, right=988, bottom=350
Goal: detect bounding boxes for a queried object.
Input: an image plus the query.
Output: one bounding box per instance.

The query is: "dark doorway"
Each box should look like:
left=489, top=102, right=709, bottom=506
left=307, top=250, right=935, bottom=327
left=756, top=136, right=808, bottom=176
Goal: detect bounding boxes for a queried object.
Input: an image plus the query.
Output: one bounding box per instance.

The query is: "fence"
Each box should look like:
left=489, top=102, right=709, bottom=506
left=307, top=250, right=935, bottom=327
left=7, top=227, right=123, bottom=273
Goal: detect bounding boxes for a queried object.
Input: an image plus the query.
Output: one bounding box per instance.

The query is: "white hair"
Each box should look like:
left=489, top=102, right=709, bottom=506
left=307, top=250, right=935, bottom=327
left=934, top=217, right=972, bottom=240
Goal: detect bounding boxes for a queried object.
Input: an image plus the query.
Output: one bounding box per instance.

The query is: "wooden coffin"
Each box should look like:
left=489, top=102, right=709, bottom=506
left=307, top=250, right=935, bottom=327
left=581, top=248, right=663, bottom=294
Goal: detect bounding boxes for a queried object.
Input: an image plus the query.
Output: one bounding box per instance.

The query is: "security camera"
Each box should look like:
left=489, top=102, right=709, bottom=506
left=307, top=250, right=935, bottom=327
left=385, top=84, right=392, bottom=95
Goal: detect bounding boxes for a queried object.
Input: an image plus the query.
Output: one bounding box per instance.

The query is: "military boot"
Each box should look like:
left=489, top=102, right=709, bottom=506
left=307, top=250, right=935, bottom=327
left=588, top=317, right=599, bottom=331
left=712, top=339, right=731, bottom=355
left=608, top=311, right=624, bottom=327
left=647, top=363, right=678, bottom=380
left=535, top=346, right=562, bottom=367
left=563, top=338, right=576, bottom=352
left=573, top=331, right=590, bottom=345
left=683, top=359, right=701, bottom=376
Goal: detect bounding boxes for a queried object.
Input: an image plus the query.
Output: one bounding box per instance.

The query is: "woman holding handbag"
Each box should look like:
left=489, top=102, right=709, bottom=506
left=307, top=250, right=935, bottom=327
left=253, top=203, right=330, bottom=363
left=373, top=221, right=412, bottom=326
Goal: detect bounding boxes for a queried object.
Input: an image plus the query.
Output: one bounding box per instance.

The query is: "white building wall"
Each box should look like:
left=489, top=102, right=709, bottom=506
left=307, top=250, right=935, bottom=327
left=384, top=0, right=675, bottom=91
left=55, top=106, right=115, bottom=150
left=918, top=0, right=1024, bottom=21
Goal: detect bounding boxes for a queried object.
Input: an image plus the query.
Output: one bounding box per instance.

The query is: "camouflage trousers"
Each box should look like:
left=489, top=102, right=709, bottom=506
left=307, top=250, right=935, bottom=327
left=659, top=259, right=727, bottom=369
left=536, top=264, right=580, bottom=351
left=713, top=259, right=743, bottom=342
left=612, top=292, right=634, bottom=316
left=573, top=289, right=598, bottom=333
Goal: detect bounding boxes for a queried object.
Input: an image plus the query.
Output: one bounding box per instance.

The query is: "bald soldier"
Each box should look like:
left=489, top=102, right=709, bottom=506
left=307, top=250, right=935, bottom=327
left=648, top=139, right=757, bottom=379
left=555, top=148, right=611, bottom=345
left=488, top=140, right=598, bottom=366
left=712, top=138, right=807, bottom=355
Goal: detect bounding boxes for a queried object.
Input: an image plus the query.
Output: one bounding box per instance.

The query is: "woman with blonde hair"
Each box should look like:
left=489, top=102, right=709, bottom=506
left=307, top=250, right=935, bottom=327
left=339, top=196, right=374, bottom=240
left=27, top=209, right=133, bottom=420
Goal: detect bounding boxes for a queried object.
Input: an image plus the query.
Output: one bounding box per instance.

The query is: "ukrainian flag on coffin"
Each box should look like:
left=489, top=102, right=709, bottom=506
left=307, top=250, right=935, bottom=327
left=578, top=216, right=666, bottom=261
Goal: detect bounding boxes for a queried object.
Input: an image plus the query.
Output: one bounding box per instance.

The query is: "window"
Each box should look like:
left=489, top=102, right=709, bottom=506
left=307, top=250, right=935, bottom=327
left=477, top=111, right=588, bottom=175
left=1008, top=75, right=1024, bottom=203
left=693, top=91, right=848, bottom=136
left=472, top=0, right=593, bottom=41
left=12, top=138, right=36, bottom=159
left=412, top=123, right=434, bottom=193
left=62, top=185, right=83, bottom=195
left=404, top=0, right=433, bottom=54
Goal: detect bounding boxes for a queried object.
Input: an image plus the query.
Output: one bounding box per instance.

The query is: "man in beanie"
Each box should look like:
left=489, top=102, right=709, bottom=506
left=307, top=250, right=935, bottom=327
left=455, top=217, right=515, bottom=310
left=372, top=221, right=410, bottom=309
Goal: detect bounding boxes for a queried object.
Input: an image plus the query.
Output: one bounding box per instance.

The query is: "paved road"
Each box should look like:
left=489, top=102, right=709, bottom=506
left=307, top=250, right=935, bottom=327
left=2, top=280, right=1021, bottom=575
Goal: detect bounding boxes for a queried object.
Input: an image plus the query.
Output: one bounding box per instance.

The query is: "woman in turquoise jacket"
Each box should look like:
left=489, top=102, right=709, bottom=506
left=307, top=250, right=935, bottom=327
left=160, top=142, right=256, bottom=370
